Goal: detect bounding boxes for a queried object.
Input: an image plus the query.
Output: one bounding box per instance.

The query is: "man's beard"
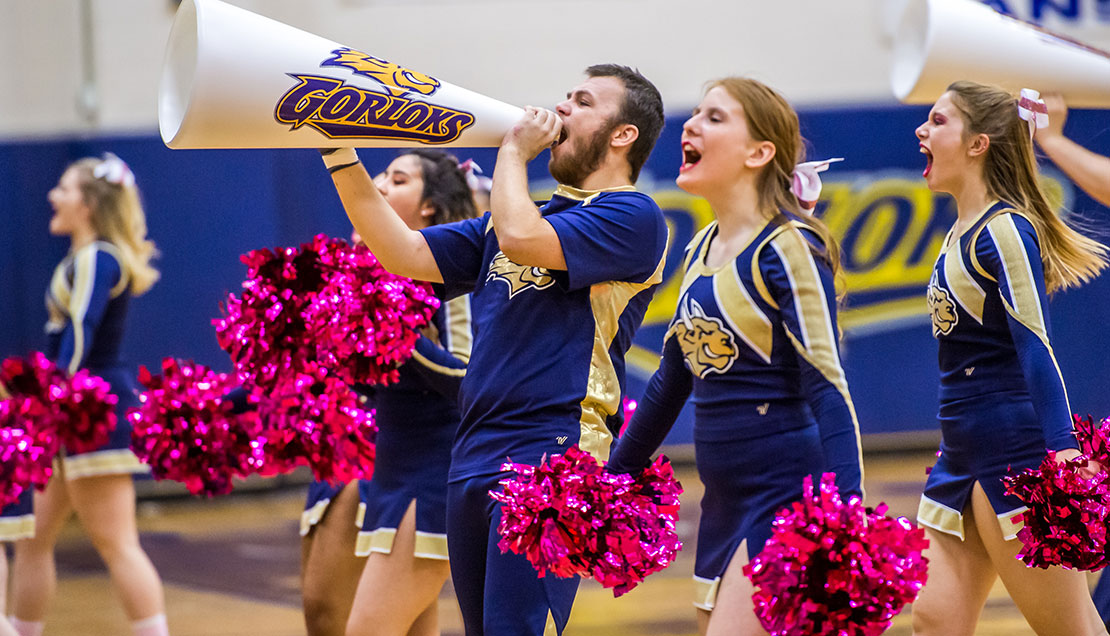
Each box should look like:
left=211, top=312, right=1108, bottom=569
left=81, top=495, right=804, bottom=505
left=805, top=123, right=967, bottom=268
left=548, top=121, right=615, bottom=188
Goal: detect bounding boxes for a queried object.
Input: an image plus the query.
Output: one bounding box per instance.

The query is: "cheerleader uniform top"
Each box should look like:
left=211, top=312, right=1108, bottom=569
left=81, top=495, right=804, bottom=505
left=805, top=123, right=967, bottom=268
left=419, top=185, right=669, bottom=481
left=45, top=241, right=132, bottom=376
left=927, top=201, right=1076, bottom=450
left=608, top=216, right=864, bottom=496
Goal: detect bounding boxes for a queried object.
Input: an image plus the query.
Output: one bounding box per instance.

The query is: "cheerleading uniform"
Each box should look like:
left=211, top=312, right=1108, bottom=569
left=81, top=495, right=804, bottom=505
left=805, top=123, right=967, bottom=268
left=607, top=217, right=864, bottom=611
left=0, top=492, right=34, bottom=541
left=420, top=185, right=667, bottom=636
left=45, top=241, right=146, bottom=479
left=300, top=292, right=471, bottom=564
left=917, top=201, right=1077, bottom=541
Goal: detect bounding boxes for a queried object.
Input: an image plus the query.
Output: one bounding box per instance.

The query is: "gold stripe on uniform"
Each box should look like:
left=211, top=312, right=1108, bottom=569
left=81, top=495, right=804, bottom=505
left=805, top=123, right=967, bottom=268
left=917, top=496, right=965, bottom=540
left=0, top=514, right=34, bottom=541
left=578, top=245, right=668, bottom=463
left=988, top=215, right=1049, bottom=341
left=356, top=527, right=397, bottom=556
left=986, top=215, right=1071, bottom=413
left=299, top=498, right=333, bottom=536
left=413, top=531, right=449, bottom=560
left=444, top=295, right=473, bottom=364
left=767, top=228, right=865, bottom=494
left=67, top=245, right=99, bottom=375
left=693, top=575, right=721, bottom=611
left=943, top=245, right=986, bottom=324
left=353, top=527, right=449, bottom=560
left=63, top=449, right=148, bottom=480
left=95, top=241, right=131, bottom=298
left=411, top=350, right=467, bottom=377
left=713, top=262, right=773, bottom=364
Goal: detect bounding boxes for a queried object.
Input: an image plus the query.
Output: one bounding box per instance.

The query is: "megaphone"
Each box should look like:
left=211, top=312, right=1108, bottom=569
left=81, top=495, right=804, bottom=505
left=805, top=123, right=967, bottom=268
left=891, top=0, right=1110, bottom=107
left=159, top=0, right=523, bottom=149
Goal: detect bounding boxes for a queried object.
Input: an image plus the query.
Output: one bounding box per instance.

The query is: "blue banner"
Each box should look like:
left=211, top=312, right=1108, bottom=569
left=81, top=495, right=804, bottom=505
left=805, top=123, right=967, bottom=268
left=1, top=103, right=1107, bottom=445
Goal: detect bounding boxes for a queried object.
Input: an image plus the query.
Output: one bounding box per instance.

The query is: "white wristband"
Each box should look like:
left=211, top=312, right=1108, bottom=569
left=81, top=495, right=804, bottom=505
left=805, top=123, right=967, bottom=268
left=321, top=147, right=360, bottom=173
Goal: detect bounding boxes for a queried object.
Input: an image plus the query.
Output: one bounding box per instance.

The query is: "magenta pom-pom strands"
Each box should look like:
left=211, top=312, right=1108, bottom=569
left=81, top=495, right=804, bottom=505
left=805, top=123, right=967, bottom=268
left=214, top=235, right=438, bottom=392
left=744, top=473, right=929, bottom=636
left=0, top=399, right=54, bottom=508
left=128, top=359, right=265, bottom=497
left=1004, top=414, right=1110, bottom=570
left=128, top=359, right=377, bottom=496
left=0, top=352, right=117, bottom=458
left=490, top=445, right=684, bottom=597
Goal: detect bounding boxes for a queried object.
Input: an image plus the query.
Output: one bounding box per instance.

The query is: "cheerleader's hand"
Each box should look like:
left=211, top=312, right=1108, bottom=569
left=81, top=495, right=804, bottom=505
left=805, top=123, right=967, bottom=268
left=1054, top=447, right=1103, bottom=479
left=1035, top=94, right=1067, bottom=143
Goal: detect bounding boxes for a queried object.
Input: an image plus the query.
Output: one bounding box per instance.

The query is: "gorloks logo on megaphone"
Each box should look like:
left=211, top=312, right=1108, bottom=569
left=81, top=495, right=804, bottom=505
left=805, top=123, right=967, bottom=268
left=159, top=0, right=522, bottom=149
left=275, top=49, right=476, bottom=144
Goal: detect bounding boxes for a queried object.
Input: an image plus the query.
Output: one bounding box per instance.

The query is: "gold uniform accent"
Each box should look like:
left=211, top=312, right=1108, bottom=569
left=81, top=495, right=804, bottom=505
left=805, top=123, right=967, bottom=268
left=46, top=242, right=131, bottom=375
left=486, top=251, right=556, bottom=299
left=62, top=449, right=148, bottom=480
left=917, top=497, right=966, bottom=540
left=356, top=528, right=449, bottom=560
left=568, top=184, right=667, bottom=463
left=941, top=240, right=986, bottom=324
left=411, top=295, right=472, bottom=377
left=0, top=514, right=34, bottom=541
left=983, top=213, right=1071, bottom=413
left=676, top=221, right=774, bottom=365
left=918, top=495, right=1027, bottom=541
left=752, top=223, right=865, bottom=494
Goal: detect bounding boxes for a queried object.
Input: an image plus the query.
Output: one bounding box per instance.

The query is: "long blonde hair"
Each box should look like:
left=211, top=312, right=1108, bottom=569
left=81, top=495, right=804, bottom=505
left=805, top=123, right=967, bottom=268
left=947, top=80, right=1108, bottom=293
left=71, top=155, right=160, bottom=295
left=709, top=77, right=842, bottom=278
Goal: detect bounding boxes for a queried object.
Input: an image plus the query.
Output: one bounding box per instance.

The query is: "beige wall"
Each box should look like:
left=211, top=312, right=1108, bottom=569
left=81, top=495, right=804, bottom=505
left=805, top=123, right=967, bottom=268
left=1, top=0, right=1107, bottom=137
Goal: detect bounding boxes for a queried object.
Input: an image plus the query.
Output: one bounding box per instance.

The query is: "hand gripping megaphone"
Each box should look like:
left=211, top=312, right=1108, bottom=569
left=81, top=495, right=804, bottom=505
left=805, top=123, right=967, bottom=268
left=891, top=0, right=1110, bottom=107
left=159, top=0, right=524, bottom=148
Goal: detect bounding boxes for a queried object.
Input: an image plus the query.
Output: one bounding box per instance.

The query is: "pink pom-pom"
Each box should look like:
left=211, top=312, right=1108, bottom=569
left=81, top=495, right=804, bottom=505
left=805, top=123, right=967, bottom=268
left=214, top=236, right=438, bottom=392
left=0, top=352, right=117, bottom=454
left=1003, top=447, right=1110, bottom=570
left=60, top=370, right=118, bottom=454
left=0, top=399, right=55, bottom=508
left=490, top=445, right=684, bottom=596
left=128, top=359, right=266, bottom=497
left=1074, top=414, right=1110, bottom=466
left=254, top=369, right=377, bottom=484
left=744, top=473, right=929, bottom=636
left=303, top=241, right=439, bottom=386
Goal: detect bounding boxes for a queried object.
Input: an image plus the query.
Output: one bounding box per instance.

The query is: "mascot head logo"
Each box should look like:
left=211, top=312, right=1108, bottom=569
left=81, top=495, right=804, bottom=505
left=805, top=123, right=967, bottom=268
left=486, top=251, right=556, bottom=298
left=322, top=48, right=440, bottom=98
left=927, top=274, right=958, bottom=337
left=671, top=298, right=738, bottom=377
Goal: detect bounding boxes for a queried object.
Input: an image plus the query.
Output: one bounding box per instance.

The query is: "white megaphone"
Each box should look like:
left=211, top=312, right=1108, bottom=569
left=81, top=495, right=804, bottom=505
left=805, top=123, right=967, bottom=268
left=892, top=0, right=1110, bottom=107
left=159, top=0, right=524, bottom=149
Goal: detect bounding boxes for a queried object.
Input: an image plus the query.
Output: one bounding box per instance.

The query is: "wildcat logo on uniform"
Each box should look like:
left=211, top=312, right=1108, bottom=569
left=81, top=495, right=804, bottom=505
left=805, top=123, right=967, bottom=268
left=670, top=298, right=738, bottom=378
left=927, top=273, right=958, bottom=337
left=486, top=251, right=556, bottom=298
left=274, top=75, right=474, bottom=144
left=321, top=48, right=441, bottom=98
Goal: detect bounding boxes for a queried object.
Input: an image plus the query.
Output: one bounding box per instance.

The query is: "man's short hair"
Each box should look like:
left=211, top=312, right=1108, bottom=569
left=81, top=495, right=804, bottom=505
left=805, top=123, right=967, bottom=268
left=585, top=64, right=664, bottom=183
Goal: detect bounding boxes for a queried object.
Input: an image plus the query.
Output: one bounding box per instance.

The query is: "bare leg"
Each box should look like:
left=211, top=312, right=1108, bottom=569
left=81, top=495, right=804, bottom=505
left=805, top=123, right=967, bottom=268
left=10, top=474, right=74, bottom=622
left=346, top=501, right=449, bottom=636
left=67, top=474, right=165, bottom=621
left=700, top=541, right=768, bottom=636
left=969, top=483, right=1107, bottom=636
left=0, top=550, right=18, bottom=636
left=301, top=483, right=366, bottom=636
